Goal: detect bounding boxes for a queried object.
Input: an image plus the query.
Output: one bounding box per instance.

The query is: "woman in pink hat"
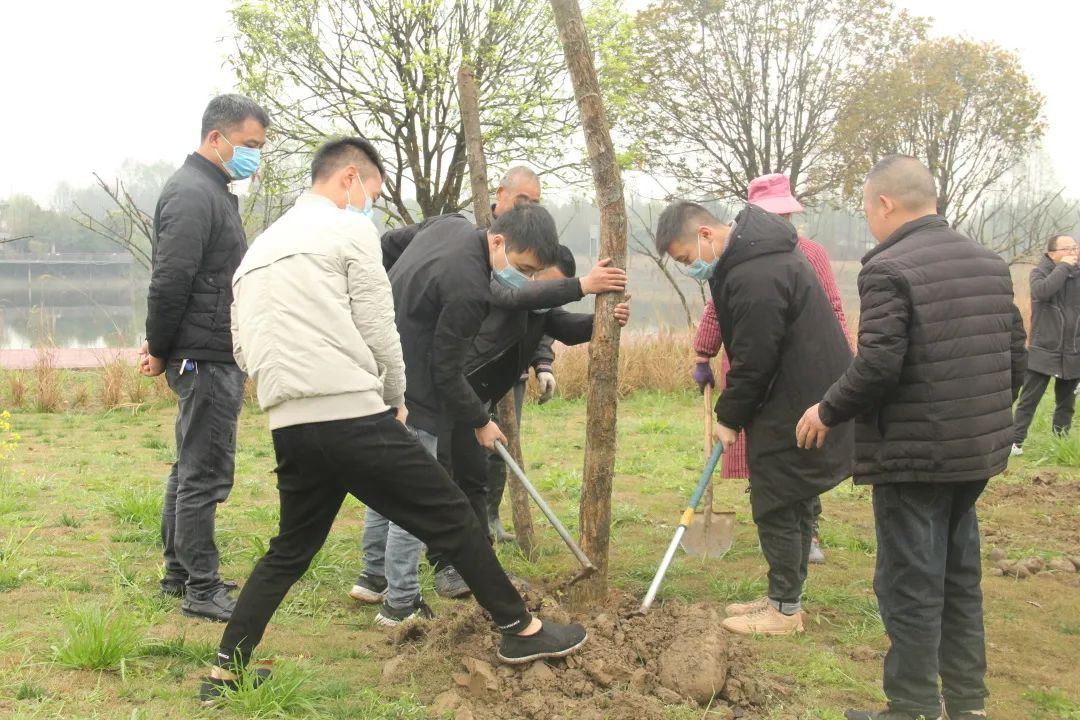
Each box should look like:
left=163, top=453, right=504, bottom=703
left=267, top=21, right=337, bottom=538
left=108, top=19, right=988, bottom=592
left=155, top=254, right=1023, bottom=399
left=691, top=173, right=851, bottom=564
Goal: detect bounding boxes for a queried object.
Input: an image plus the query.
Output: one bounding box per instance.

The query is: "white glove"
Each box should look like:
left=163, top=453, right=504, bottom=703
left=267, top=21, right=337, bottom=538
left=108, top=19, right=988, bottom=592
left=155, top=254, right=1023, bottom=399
left=537, top=371, right=556, bottom=404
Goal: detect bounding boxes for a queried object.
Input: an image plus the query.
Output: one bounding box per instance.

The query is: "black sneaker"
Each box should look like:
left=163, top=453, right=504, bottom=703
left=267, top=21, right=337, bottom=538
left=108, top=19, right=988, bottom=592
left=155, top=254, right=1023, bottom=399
left=947, top=711, right=988, bottom=720
left=198, top=666, right=271, bottom=706
left=845, top=710, right=942, bottom=720
left=434, top=566, right=472, bottom=599
left=161, top=578, right=238, bottom=598
left=374, top=595, right=435, bottom=627
left=348, top=573, right=388, bottom=603
left=497, top=621, right=588, bottom=665
left=182, top=586, right=236, bottom=623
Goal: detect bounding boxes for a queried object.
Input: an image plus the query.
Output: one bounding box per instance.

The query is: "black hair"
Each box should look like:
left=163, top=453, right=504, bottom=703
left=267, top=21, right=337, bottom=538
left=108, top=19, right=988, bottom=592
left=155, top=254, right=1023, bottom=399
left=554, top=245, right=577, bottom=277
left=489, top=203, right=559, bottom=267
left=200, top=94, right=270, bottom=139
left=310, top=137, right=386, bottom=183
left=1048, top=233, right=1070, bottom=252
left=654, top=201, right=719, bottom=255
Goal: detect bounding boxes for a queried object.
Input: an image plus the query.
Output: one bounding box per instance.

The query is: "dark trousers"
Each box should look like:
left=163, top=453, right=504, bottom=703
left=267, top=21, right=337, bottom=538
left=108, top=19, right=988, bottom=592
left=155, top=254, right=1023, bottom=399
left=872, top=480, right=988, bottom=718
left=217, top=412, right=531, bottom=667
left=486, top=379, right=527, bottom=522
left=755, top=496, right=815, bottom=604
left=1012, top=369, right=1079, bottom=445
left=426, top=421, right=491, bottom=571
left=161, top=360, right=245, bottom=596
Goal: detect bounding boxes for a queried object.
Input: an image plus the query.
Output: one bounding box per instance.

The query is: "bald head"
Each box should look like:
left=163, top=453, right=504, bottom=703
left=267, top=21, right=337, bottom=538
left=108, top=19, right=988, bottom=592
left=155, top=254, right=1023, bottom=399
left=863, top=155, right=939, bottom=243
left=494, top=165, right=542, bottom=217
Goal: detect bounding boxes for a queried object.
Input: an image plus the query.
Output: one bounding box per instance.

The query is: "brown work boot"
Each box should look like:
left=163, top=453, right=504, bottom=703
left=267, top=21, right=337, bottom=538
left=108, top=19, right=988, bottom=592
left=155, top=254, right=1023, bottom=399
left=724, top=596, right=768, bottom=617
left=721, top=605, right=804, bottom=636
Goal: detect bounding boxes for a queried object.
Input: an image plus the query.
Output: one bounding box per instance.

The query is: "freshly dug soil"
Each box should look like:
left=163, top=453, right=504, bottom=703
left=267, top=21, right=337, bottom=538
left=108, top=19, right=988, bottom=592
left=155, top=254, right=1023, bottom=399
left=386, top=589, right=779, bottom=720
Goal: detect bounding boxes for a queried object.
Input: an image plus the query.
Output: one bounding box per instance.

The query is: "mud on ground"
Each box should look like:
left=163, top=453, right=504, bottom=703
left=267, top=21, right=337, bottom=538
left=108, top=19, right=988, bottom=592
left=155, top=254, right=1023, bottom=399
left=384, top=590, right=785, bottom=720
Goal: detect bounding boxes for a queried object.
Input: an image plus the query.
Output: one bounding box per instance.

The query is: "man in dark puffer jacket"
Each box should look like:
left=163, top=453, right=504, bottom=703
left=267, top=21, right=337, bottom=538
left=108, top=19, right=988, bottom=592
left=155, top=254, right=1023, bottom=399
left=140, top=94, right=269, bottom=623
left=797, top=156, right=1027, bottom=720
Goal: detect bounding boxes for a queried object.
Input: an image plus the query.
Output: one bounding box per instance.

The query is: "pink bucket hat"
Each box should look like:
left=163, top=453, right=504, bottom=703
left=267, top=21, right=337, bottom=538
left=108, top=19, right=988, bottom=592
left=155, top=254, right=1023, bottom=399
left=747, top=173, right=804, bottom=214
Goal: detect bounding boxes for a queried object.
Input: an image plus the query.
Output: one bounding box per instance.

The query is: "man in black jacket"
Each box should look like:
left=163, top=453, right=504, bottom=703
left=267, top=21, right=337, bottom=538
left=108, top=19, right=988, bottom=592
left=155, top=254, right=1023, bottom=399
left=355, top=204, right=560, bottom=625
left=796, top=155, right=1027, bottom=720
left=655, top=201, right=854, bottom=637
left=139, top=94, right=269, bottom=623
left=1011, top=234, right=1080, bottom=454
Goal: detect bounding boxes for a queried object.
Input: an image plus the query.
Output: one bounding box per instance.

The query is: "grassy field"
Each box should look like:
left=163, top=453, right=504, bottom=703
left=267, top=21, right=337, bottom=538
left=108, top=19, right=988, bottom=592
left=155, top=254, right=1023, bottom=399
left=0, top=388, right=1077, bottom=719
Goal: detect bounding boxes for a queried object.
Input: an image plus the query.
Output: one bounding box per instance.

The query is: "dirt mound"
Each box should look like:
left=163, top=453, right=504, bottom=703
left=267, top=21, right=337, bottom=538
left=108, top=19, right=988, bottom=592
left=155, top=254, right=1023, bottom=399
left=387, top=590, right=776, bottom=720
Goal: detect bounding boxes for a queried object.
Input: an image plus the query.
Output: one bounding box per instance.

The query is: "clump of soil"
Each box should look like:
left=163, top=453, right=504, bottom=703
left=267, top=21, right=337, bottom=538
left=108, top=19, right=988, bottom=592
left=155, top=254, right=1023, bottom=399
left=386, top=590, right=778, bottom=720
left=986, top=547, right=1079, bottom=579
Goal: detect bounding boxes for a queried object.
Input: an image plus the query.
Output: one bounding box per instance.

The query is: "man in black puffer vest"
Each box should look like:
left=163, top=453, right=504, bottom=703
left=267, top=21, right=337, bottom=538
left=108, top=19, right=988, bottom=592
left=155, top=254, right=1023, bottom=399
left=797, top=156, right=1027, bottom=720
left=140, top=94, right=269, bottom=623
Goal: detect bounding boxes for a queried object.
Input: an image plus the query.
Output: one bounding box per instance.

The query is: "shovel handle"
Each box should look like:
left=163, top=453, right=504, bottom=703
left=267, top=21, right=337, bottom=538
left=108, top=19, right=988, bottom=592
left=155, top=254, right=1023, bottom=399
left=703, top=384, right=715, bottom=517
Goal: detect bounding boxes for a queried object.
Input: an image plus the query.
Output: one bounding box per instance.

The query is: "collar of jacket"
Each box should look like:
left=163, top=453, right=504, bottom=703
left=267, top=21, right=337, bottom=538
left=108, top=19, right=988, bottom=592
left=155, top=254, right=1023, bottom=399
left=477, top=227, right=493, bottom=273
left=186, top=152, right=233, bottom=188
left=295, top=190, right=338, bottom=209
left=715, top=203, right=797, bottom=274
left=862, top=214, right=948, bottom=264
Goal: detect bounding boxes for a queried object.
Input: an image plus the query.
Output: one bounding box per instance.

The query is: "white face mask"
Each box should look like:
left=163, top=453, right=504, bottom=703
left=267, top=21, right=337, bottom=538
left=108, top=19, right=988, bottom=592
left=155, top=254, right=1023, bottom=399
left=346, top=176, right=374, bottom=218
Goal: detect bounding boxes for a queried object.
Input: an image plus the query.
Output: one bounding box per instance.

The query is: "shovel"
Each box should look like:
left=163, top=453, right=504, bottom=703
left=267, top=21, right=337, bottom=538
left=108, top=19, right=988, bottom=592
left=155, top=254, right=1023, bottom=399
left=679, top=385, right=736, bottom=558
left=494, top=441, right=597, bottom=587
left=638, top=441, right=724, bottom=613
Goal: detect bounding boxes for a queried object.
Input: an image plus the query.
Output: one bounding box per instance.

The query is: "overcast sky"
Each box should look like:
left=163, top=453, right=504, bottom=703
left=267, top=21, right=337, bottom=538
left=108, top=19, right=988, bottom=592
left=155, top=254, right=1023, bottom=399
left=1, top=0, right=1077, bottom=205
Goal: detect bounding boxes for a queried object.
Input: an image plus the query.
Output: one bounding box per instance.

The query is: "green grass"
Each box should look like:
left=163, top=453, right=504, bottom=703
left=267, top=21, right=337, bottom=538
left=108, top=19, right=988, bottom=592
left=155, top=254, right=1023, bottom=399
left=0, top=388, right=1075, bottom=718
left=52, top=605, right=145, bottom=671
left=1024, top=688, right=1080, bottom=719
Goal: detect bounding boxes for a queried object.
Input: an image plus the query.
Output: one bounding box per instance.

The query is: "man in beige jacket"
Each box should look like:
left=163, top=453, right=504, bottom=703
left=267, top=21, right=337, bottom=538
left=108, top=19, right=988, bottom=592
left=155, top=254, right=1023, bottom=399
left=200, top=137, right=586, bottom=704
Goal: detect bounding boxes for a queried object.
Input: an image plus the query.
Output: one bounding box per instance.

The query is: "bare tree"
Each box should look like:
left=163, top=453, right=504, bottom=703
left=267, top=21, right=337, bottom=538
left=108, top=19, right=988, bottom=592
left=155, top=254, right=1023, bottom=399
left=551, top=0, right=629, bottom=603
left=231, top=0, right=579, bottom=224
left=72, top=174, right=153, bottom=271
left=627, top=202, right=695, bottom=328
left=628, top=0, right=926, bottom=203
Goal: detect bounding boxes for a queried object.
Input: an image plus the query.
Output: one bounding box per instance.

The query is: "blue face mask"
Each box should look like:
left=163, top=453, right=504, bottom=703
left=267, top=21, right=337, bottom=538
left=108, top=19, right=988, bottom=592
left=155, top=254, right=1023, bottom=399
left=346, top=178, right=374, bottom=219
left=494, top=245, right=530, bottom=290
left=216, top=135, right=261, bottom=180
left=686, top=234, right=719, bottom=281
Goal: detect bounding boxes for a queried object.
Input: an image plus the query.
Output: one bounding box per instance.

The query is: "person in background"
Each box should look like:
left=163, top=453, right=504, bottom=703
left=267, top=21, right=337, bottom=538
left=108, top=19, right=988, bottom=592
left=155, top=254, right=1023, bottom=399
left=796, top=155, right=1026, bottom=720
left=140, top=94, right=269, bottom=623
left=201, top=136, right=587, bottom=704
left=1010, top=233, right=1080, bottom=455
left=692, top=173, right=849, bottom=564
left=657, top=199, right=854, bottom=637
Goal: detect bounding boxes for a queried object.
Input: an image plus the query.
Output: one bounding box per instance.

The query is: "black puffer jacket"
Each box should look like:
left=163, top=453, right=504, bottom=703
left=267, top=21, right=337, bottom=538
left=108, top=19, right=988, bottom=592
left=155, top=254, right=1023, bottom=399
left=819, top=215, right=1027, bottom=485
left=711, top=204, right=854, bottom=519
left=146, top=153, right=247, bottom=362
left=1026, top=255, right=1080, bottom=380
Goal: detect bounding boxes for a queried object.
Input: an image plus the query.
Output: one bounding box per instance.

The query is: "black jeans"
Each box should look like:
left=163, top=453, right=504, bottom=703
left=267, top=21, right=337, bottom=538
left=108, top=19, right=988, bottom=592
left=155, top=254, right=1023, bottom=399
left=1013, top=370, right=1079, bottom=445
left=161, top=360, right=245, bottom=596
left=217, top=412, right=531, bottom=667
left=872, top=480, right=988, bottom=718
left=485, top=380, right=527, bottom=521
left=755, top=496, right=815, bottom=604
left=426, top=421, right=492, bottom=571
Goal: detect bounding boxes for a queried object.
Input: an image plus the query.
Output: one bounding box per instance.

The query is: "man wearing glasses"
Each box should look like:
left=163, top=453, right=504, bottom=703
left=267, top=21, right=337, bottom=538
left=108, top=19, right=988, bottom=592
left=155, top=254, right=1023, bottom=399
left=1011, top=234, right=1080, bottom=455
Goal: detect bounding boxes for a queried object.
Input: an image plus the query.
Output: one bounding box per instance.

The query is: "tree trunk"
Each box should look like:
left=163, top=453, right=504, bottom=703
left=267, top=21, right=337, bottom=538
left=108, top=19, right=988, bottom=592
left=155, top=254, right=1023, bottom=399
left=550, top=0, right=628, bottom=603
left=456, top=64, right=536, bottom=558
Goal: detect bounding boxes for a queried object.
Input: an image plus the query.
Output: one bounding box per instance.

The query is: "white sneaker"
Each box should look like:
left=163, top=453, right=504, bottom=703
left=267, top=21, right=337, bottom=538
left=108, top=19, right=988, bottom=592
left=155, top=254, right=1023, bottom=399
left=1010, top=444, right=1023, bottom=457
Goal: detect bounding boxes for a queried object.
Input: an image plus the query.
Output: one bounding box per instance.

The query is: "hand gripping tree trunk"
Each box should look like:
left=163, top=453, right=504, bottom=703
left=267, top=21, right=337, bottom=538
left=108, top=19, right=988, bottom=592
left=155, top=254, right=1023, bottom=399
left=550, top=0, right=629, bottom=603
left=457, top=64, right=536, bottom=559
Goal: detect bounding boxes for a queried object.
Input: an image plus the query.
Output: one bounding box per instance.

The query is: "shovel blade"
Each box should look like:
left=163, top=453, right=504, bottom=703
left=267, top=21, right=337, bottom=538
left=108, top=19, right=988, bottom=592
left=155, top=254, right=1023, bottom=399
left=679, top=511, right=736, bottom=558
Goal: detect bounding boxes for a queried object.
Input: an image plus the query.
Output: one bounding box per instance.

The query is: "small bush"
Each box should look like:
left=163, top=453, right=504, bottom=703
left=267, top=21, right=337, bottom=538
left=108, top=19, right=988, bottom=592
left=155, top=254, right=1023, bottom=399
left=98, top=359, right=129, bottom=410
left=4, top=372, right=28, bottom=410
left=52, top=605, right=144, bottom=671
left=32, top=350, right=63, bottom=413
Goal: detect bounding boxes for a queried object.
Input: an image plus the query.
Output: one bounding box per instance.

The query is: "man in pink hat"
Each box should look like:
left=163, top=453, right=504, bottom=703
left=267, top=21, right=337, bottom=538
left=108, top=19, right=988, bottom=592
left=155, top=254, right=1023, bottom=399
left=691, top=173, right=850, bottom=564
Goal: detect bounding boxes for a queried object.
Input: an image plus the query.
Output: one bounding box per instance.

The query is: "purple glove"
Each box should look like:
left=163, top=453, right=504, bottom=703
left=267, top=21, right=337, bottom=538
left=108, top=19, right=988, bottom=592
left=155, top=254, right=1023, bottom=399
left=692, top=361, right=715, bottom=392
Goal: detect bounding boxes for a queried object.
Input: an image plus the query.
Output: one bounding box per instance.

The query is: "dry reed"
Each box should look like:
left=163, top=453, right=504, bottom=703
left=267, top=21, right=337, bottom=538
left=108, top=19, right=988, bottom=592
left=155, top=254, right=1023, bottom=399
left=32, top=349, right=63, bottom=413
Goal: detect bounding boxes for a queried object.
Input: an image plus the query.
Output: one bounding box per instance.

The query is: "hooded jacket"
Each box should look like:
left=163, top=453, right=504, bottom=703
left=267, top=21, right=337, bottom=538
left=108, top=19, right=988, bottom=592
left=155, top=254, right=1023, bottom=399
left=710, top=204, right=854, bottom=519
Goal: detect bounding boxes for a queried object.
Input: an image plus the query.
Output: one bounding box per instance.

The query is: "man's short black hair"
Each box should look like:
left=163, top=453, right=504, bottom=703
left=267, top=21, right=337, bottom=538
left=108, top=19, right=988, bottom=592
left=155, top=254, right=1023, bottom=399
left=1048, top=233, right=1070, bottom=252
left=490, top=203, right=559, bottom=267
left=201, top=94, right=270, bottom=139
left=554, top=245, right=577, bottom=278
left=654, top=201, right=719, bottom=256
left=310, top=137, right=386, bottom=183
